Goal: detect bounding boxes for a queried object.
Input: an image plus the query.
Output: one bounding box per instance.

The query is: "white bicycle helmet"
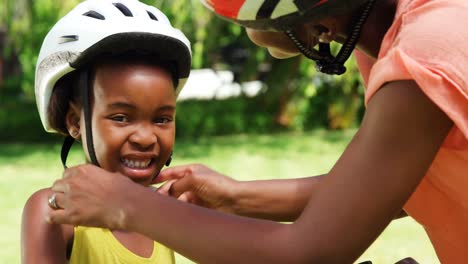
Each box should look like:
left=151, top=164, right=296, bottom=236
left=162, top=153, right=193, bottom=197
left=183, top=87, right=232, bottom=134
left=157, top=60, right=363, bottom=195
left=36, top=0, right=191, bottom=133
left=35, top=0, right=192, bottom=167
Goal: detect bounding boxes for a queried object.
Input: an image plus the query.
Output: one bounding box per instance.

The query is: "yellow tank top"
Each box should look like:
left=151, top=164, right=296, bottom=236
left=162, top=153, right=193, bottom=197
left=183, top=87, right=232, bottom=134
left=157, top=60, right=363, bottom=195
left=69, top=226, right=175, bottom=264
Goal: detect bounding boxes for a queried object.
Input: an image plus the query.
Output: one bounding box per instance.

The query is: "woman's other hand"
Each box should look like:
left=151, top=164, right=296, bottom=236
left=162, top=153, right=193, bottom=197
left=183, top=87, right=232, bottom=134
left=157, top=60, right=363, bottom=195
left=155, top=164, right=239, bottom=214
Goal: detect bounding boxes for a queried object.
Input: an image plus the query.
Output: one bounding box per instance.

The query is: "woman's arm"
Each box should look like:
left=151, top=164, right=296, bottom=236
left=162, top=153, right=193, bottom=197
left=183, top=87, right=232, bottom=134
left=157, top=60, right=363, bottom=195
left=158, top=166, right=408, bottom=222
left=49, top=80, right=451, bottom=263
left=22, top=188, right=73, bottom=264
left=157, top=166, right=324, bottom=221
left=233, top=176, right=324, bottom=221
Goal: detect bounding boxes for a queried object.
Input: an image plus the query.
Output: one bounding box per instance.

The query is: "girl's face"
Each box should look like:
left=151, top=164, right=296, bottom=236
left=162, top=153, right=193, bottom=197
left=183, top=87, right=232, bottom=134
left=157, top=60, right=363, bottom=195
left=71, top=62, right=176, bottom=186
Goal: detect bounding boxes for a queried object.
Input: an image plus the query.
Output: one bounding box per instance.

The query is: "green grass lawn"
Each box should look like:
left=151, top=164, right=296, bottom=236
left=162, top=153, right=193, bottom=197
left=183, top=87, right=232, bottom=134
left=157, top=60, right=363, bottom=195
left=0, top=130, right=439, bottom=263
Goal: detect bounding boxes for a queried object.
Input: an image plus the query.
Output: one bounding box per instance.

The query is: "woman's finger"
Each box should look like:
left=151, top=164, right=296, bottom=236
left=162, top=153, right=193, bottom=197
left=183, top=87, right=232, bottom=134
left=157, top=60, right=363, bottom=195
left=157, top=179, right=177, bottom=196
left=177, top=192, right=190, bottom=203
left=46, top=208, right=69, bottom=225
left=184, top=192, right=200, bottom=205
left=62, top=164, right=80, bottom=178
left=170, top=175, right=196, bottom=198
left=51, top=179, right=69, bottom=193
left=153, top=165, right=192, bottom=184
left=48, top=192, right=66, bottom=210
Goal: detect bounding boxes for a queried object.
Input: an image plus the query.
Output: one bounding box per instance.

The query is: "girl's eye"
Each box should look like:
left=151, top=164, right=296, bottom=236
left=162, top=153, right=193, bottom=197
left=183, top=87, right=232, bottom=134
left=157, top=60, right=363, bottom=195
left=110, top=115, right=129, bottom=123
left=154, top=117, right=173, bottom=124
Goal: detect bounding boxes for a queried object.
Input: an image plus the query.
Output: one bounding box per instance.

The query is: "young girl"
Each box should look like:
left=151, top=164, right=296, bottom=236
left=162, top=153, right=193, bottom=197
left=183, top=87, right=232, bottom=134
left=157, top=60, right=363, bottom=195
left=21, top=0, right=191, bottom=263
left=46, top=0, right=467, bottom=263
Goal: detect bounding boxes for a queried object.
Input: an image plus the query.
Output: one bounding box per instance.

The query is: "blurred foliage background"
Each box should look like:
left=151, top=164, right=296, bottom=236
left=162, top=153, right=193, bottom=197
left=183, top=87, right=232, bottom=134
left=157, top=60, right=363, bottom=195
left=0, top=0, right=366, bottom=142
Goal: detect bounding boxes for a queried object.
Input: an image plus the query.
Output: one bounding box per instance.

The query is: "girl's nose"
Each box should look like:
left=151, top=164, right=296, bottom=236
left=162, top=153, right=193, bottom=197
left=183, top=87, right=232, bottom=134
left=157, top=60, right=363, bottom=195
left=129, top=124, right=157, bottom=150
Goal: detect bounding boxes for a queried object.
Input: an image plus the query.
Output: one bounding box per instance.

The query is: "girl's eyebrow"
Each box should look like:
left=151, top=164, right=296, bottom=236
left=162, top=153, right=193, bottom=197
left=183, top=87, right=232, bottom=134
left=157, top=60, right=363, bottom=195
left=158, top=105, right=176, bottom=111
left=108, top=102, right=176, bottom=111
left=108, top=102, right=136, bottom=109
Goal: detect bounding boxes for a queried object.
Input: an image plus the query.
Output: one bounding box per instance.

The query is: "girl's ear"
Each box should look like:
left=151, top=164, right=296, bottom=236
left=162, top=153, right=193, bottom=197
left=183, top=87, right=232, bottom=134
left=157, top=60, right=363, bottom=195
left=65, top=102, right=81, bottom=139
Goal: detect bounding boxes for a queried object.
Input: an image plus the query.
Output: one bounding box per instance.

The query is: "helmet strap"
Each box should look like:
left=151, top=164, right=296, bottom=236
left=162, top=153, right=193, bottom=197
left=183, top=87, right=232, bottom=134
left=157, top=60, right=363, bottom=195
left=165, top=151, right=173, bottom=167
left=80, top=69, right=100, bottom=167
left=285, top=0, right=376, bottom=75
left=60, top=70, right=100, bottom=168
left=61, top=135, right=75, bottom=169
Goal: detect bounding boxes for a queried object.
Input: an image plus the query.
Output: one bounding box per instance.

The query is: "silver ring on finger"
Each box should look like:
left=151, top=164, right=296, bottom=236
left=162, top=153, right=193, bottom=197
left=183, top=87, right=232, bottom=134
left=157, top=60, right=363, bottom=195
left=48, top=193, right=59, bottom=210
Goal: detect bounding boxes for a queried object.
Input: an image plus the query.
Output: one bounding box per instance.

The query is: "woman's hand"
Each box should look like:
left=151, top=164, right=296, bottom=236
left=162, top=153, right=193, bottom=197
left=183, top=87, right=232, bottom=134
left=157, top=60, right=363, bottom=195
left=155, top=164, right=239, bottom=214
left=47, top=164, right=142, bottom=230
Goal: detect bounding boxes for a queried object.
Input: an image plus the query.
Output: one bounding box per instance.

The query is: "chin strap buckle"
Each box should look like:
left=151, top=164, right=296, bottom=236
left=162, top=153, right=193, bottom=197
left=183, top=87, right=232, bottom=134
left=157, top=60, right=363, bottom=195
left=316, top=61, right=347, bottom=75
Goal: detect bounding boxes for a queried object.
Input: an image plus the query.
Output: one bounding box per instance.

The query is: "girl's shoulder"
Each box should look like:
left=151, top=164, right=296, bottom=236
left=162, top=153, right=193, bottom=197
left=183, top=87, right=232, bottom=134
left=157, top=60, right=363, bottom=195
left=21, top=188, right=74, bottom=259
left=23, top=188, right=74, bottom=236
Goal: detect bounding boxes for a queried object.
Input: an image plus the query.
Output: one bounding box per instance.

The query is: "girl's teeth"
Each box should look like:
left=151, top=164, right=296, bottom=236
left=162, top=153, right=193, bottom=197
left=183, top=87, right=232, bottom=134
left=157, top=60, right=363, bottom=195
left=122, top=159, right=151, bottom=168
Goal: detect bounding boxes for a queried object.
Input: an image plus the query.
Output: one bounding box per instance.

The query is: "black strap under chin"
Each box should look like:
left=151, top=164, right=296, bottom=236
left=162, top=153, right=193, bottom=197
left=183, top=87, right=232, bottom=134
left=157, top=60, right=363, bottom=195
left=61, top=136, right=75, bottom=169
left=315, top=43, right=347, bottom=75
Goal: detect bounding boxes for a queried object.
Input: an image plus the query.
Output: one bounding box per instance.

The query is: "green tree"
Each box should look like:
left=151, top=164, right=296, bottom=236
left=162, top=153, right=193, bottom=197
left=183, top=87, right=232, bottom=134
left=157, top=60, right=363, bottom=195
left=1, top=0, right=80, bottom=98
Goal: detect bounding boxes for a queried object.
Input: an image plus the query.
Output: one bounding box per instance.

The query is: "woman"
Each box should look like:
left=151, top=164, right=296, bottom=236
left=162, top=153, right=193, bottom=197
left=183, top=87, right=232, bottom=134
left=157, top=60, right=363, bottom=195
left=47, top=0, right=468, bottom=263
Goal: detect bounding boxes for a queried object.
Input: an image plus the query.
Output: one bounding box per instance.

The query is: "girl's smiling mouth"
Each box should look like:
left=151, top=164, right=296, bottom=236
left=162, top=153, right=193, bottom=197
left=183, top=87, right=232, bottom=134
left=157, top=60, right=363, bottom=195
left=120, top=156, right=158, bottom=183
left=121, top=158, right=153, bottom=169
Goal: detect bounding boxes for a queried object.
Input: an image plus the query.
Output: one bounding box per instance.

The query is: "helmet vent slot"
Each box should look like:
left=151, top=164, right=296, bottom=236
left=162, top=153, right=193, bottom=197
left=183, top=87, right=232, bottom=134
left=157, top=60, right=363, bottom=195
left=147, top=11, right=158, bottom=21
left=59, top=35, right=79, bottom=44
left=113, top=3, right=133, bottom=17
left=83, top=11, right=105, bottom=20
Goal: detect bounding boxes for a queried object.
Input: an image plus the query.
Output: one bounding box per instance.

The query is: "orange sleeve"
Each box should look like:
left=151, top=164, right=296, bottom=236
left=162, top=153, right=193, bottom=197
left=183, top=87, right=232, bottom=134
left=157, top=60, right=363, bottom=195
left=365, top=1, right=468, bottom=145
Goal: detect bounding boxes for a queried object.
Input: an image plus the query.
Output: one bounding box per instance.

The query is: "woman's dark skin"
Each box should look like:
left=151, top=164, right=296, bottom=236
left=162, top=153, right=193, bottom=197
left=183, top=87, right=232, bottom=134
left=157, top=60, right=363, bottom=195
left=48, top=0, right=452, bottom=263
left=154, top=0, right=403, bottom=223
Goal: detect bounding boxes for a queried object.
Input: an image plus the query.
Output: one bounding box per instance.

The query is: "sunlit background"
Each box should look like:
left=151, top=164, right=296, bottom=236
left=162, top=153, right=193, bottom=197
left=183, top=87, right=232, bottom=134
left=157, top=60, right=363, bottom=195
left=0, top=0, right=438, bottom=263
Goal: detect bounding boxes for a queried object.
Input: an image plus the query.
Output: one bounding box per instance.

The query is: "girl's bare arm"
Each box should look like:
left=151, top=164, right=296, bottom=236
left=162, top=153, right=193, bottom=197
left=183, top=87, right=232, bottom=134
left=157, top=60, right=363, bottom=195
left=22, top=188, right=73, bottom=264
